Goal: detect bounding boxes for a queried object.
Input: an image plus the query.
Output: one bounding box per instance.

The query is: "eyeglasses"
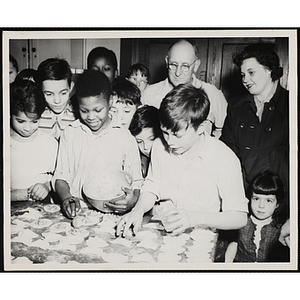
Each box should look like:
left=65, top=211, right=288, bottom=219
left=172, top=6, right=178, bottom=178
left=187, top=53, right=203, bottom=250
left=167, top=58, right=198, bottom=73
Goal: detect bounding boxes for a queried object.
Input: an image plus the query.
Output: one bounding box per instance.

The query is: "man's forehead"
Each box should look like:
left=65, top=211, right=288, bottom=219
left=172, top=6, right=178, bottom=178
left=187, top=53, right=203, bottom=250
left=168, top=42, right=196, bottom=60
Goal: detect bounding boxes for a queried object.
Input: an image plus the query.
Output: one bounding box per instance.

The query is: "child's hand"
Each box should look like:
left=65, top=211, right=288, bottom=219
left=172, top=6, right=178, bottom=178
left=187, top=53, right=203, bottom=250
left=116, top=209, right=143, bottom=237
left=162, top=209, right=195, bottom=235
left=105, top=188, right=140, bottom=214
left=279, top=219, right=290, bottom=247
left=62, top=196, right=81, bottom=219
left=28, top=183, right=50, bottom=201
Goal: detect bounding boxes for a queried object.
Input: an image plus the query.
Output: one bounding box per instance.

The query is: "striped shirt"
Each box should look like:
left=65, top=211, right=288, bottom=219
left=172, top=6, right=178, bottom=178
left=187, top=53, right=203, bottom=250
left=53, top=118, right=143, bottom=199
left=39, top=102, right=76, bottom=140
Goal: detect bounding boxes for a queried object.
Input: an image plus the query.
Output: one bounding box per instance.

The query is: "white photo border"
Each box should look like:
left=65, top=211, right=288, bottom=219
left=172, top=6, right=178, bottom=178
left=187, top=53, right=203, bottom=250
left=2, top=28, right=298, bottom=272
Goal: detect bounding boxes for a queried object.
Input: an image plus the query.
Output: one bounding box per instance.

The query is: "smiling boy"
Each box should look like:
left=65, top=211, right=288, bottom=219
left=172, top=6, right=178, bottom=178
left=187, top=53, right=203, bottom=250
left=36, top=58, right=76, bottom=140
left=53, top=70, right=143, bottom=218
left=117, top=84, right=248, bottom=243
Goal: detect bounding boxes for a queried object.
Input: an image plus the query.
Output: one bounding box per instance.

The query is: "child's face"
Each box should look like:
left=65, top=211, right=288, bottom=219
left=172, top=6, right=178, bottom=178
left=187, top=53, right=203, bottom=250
left=78, top=94, right=111, bottom=133
left=9, top=62, right=18, bottom=83
left=135, top=127, right=156, bottom=157
left=110, top=96, right=137, bottom=129
left=11, top=112, right=40, bottom=138
left=90, top=57, right=117, bottom=84
left=128, top=71, right=148, bottom=93
left=42, top=79, right=74, bottom=114
left=251, top=192, right=278, bottom=221
left=161, top=124, right=200, bottom=156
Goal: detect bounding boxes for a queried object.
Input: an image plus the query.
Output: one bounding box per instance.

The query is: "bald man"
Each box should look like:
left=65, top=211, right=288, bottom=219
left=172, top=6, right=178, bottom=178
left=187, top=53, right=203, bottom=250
left=143, top=39, right=227, bottom=138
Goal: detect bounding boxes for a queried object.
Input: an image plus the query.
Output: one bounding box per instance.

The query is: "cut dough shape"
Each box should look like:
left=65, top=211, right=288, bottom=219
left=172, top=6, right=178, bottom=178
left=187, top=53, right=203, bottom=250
left=30, top=218, right=53, bottom=229
left=86, top=237, right=108, bottom=248
left=135, top=230, right=157, bottom=240
left=50, top=222, right=71, bottom=233
left=110, top=237, right=132, bottom=248
left=131, top=252, right=155, bottom=263
left=138, top=240, right=159, bottom=251
left=44, top=204, right=60, bottom=213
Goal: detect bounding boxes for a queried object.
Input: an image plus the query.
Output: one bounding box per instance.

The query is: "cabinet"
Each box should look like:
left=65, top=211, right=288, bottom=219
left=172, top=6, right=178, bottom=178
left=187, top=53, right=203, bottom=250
left=9, top=39, right=71, bottom=71
left=9, top=38, right=121, bottom=73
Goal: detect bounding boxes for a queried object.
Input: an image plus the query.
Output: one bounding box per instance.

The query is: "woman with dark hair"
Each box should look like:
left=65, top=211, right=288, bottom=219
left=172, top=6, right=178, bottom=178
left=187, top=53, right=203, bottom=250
left=220, top=43, right=289, bottom=195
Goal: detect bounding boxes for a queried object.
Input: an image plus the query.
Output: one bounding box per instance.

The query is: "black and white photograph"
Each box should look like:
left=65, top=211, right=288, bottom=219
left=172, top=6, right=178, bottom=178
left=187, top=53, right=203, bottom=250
left=2, top=28, right=298, bottom=272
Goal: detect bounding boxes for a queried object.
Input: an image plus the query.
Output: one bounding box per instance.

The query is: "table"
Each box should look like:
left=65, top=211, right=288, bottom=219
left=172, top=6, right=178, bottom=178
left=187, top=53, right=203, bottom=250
left=10, top=201, right=217, bottom=269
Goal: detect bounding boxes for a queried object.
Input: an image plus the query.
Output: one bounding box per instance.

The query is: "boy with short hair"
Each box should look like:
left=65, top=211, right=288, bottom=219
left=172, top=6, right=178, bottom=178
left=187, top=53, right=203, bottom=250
left=35, top=58, right=76, bottom=140
left=110, top=77, right=142, bottom=129
left=87, top=46, right=118, bottom=84
left=53, top=70, right=143, bottom=218
left=117, top=83, right=248, bottom=241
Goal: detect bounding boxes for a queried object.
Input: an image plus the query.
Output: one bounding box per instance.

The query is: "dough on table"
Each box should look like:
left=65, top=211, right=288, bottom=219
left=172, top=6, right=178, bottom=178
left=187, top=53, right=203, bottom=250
left=44, top=204, right=60, bottom=213
left=79, top=247, right=103, bottom=256
left=135, top=230, right=157, bottom=240
left=159, top=244, right=185, bottom=254
left=30, top=218, right=53, bottom=229
left=156, top=252, right=181, bottom=263
left=101, top=252, right=129, bottom=263
left=137, top=240, right=159, bottom=251
left=110, top=237, right=132, bottom=248
left=86, top=236, right=108, bottom=248
left=42, top=232, right=62, bottom=243
left=50, top=222, right=71, bottom=233
left=131, top=252, right=155, bottom=263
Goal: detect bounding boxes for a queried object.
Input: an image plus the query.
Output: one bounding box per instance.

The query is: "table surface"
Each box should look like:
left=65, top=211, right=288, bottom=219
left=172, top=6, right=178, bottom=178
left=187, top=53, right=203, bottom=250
left=9, top=201, right=217, bottom=269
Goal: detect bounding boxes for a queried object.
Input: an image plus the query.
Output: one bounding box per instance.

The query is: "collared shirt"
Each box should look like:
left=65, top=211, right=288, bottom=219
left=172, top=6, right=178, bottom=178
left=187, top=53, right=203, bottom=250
left=53, top=118, right=143, bottom=199
left=142, top=76, right=228, bottom=135
left=11, top=130, right=58, bottom=189
left=39, top=102, right=76, bottom=140
left=141, top=132, right=248, bottom=213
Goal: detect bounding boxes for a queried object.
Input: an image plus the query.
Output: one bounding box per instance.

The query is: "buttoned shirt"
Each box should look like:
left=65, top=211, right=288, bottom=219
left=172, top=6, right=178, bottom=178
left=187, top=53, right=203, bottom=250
left=53, top=118, right=143, bottom=199
left=220, top=84, right=289, bottom=188
left=141, top=132, right=248, bottom=213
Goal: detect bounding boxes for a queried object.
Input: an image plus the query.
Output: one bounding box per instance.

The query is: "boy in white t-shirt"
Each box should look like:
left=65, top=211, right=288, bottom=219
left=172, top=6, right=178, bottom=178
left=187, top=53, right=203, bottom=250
left=10, top=79, right=58, bottom=201
left=117, top=83, right=248, bottom=239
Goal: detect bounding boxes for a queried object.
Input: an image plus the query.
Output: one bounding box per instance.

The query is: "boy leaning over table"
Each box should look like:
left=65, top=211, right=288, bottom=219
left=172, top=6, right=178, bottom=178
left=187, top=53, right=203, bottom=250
left=53, top=70, right=143, bottom=218
left=116, top=83, right=248, bottom=239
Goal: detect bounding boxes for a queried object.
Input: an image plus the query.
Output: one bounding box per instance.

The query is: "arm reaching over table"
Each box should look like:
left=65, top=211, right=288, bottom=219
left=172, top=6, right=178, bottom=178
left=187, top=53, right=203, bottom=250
left=116, top=191, right=157, bottom=237
left=55, top=179, right=81, bottom=219
left=105, top=187, right=140, bottom=214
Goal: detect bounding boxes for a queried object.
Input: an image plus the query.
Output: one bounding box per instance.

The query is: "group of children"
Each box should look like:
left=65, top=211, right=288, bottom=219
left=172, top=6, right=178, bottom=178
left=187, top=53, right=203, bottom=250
left=9, top=45, right=289, bottom=263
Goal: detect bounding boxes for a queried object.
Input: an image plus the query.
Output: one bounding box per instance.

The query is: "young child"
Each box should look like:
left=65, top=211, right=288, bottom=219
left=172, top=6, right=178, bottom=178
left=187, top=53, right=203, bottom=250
left=225, top=171, right=288, bottom=262
left=10, top=80, right=58, bottom=201
left=9, top=55, right=19, bottom=84
left=87, top=46, right=118, bottom=84
left=116, top=83, right=248, bottom=243
left=110, top=77, right=142, bottom=129
left=53, top=70, right=143, bottom=218
left=129, top=105, right=162, bottom=177
left=35, top=58, right=76, bottom=140
left=127, top=63, right=150, bottom=97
